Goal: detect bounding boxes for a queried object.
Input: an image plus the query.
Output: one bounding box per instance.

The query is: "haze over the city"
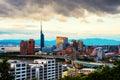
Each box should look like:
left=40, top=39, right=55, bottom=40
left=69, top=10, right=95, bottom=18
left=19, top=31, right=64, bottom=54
left=0, top=0, right=120, bottom=40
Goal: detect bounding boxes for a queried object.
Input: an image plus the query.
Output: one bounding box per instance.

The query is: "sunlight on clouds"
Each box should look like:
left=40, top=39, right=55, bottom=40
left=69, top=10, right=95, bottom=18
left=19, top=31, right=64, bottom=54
left=0, top=0, right=120, bottom=40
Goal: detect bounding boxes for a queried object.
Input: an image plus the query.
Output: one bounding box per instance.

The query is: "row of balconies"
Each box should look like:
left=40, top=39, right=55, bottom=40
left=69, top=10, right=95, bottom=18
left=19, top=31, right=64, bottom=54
left=10, top=62, right=62, bottom=80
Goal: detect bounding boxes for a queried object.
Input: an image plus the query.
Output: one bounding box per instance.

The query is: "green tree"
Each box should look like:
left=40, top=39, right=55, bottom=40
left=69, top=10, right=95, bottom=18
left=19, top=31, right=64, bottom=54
left=0, top=58, right=14, bottom=80
left=60, top=61, right=120, bottom=80
left=32, top=78, right=38, bottom=80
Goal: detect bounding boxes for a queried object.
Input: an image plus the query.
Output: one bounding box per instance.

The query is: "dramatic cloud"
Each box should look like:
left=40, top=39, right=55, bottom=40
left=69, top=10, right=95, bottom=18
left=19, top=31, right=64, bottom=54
left=0, top=0, right=120, bottom=20
left=97, top=19, right=104, bottom=22
left=0, top=0, right=120, bottom=40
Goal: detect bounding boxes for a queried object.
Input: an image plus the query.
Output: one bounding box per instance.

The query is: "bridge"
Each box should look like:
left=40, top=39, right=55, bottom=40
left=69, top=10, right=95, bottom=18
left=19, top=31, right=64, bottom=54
left=73, top=60, right=114, bottom=68
left=16, top=55, right=70, bottom=59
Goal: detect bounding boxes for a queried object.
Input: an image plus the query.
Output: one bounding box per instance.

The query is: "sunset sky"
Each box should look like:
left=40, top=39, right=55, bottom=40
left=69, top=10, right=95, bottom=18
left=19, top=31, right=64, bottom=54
left=0, top=0, right=120, bottom=40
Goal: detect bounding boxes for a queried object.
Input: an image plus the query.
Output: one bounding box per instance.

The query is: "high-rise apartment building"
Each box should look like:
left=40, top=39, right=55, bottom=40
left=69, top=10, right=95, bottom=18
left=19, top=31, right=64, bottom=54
left=10, top=60, right=27, bottom=80
left=56, top=36, right=68, bottom=51
left=70, top=40, right=83, bottom=51
left=20, top=40, right=28, bottom=55
left=20, top=39, right=35, bottom=55
left=78, top=40, right=83, bottom=52
left=28, top=39, right=35, bottom=55
left=10, top=59, right=63, bottom=80
left=71, top=40, right=78, bottom=50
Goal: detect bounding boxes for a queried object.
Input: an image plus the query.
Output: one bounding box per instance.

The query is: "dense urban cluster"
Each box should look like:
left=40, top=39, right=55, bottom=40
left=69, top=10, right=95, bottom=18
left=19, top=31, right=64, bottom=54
left=0, top=24, right=120, bottom=80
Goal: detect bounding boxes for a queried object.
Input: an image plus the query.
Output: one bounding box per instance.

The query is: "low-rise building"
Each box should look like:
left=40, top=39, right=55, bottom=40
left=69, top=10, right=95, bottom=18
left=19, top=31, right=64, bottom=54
left=79, top=68, right=95, bottom=74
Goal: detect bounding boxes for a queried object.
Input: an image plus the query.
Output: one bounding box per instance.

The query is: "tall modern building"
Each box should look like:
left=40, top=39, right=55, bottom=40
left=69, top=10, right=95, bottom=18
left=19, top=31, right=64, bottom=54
left=20, top=40, right=28, bottom=55
left=56, top=36, right=68, bottom=51
left=10, top=59, right=63, bottom=80
left=28, top=39, right=35, bottom=55
left=40, top=22, right=44, bottom=51
left=10, top=60, right=27, bottom=80
left=78, top=40, right=83, bottom=52
left=20, top=39, right=35, bottom=55
left=71, top=40, right=78, bottom=50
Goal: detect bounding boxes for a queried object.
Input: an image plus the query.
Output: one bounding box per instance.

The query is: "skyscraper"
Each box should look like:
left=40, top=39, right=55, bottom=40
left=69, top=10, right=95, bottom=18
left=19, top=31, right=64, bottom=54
left=28, top=39, right=35, bottom=55
left=71, top=40, right=78, bottom=50
left=20, top=40, right=27, bottom=55
left=20, top=39, right=35, bottom=55
left=40, top=22, right=44, bottom=51
left=78, top=40, right=83, bottom=51
left=56, top=36, right=68, bottom=51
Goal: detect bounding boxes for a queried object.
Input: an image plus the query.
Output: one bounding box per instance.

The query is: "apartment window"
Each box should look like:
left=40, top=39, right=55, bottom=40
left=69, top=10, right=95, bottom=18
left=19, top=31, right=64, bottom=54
left=16, top=75, right=20, bottom=77
left=16, top=72, right=20, bottom=74
left=52, top=61, right=54, bottom=63
left=22, top=78, right=25, bottom=80
left=16, top=69, right=20, bottom=71
left=48, top=61, right=51, bottom=63
left=52, top=72, right=54, bottom=74
left=48, top=64, right=51, bottom=66
left=22, top=64, right=25, bottom=66
left=16, top=64, right=20, bottom=67
left=48, top=67, right=51, bottom=69
left=22, top=71, right=26, bottom=73
left=52, top=64, right=55, bottom=66
left=48, top=70, right=51, bottom=72
left=22, top=74, right=25, bottom=76
left=22, top=68, right=26, bottom=70
left=52, top=67, right=55, bottom=68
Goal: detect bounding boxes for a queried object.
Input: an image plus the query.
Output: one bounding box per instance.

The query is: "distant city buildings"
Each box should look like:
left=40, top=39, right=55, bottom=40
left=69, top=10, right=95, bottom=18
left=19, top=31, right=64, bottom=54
left=42, top=46, right=56, bottom=53
left=10, top=59, right=62, bottom=80
left=57, top=39, right=84, bottom=60
left=71, top=40, right=78, bottom=50
left=78, top=40, right=83, bottom=52
left=20, top=39, right=35, bottom=55
left=70, top=40, right=83, bottom=51
left=0, top=46, right=20, bottom=53
left=56, top=36, right=68, bottom=51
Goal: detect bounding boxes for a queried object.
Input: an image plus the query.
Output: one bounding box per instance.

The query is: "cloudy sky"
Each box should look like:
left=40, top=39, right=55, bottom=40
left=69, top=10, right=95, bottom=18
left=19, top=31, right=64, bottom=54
left=0, top=0, right=120, bottom=40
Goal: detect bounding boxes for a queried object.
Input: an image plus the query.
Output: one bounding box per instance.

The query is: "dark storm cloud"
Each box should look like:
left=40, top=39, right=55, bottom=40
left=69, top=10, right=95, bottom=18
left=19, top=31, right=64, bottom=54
left=83, top=0, right=120, bottom=13
left=5, top=0, right=27, bottom=10
left=0, top=0, right=120, bottom=19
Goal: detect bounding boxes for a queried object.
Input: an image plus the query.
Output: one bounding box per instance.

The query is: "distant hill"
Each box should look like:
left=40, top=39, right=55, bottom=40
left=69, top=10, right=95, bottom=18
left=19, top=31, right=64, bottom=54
left=81, top=38, right=120, bottom=45
left=0, top=38, right=119, bottom=46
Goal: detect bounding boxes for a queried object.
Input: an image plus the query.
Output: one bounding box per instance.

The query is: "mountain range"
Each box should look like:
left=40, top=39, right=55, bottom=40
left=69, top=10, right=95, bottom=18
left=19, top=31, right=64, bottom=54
left=0, top=38, right=119, bottom=46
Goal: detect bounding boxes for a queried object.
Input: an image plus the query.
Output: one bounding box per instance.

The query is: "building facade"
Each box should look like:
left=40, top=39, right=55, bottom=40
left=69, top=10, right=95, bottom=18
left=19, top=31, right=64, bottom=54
left=20, top=39, right=35, bottom=55
left=27, top=39, right=35, bottom=55
left=10, top=59, right=62, bottom=80
left=20, top=40, right=27, bottom=55
left=56, top=36, right=68, bottom=51
left=78, top=40, right=83, bottom=52
left=10, top=60, right=27, bottom=80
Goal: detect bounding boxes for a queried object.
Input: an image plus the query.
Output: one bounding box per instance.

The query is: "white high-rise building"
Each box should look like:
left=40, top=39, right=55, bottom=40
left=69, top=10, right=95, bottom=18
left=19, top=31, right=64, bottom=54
left=10, top=59, right=62, bottom=80
left=10, top=60, right=27, bottom=80
left=91, top=47, right=104, bottom=60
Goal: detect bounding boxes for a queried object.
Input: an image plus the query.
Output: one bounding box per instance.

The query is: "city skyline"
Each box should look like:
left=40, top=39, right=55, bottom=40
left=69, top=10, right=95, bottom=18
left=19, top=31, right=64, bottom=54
left=0, top=0, right=120, bottom=40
